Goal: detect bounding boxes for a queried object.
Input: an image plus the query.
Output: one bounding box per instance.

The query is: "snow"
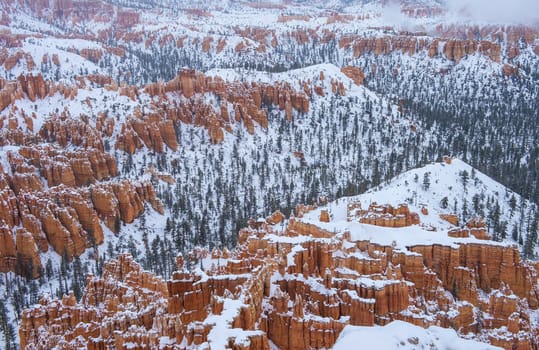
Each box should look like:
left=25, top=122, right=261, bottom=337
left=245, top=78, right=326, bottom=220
left=0, top=1, right=538, bottom=348
left=0, top=145, right=20, bottom=175
left=202, top=297, right=265, bottom=350
left=333, top=321, right=502, bottom=350
left=286, top=245, right=305, bottom=266
left=299, top=158, right=531, bottom=251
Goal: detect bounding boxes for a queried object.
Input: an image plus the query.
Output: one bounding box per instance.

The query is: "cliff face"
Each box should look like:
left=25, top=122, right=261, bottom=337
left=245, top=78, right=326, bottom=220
left=0, top=73, right=82, bottom=113
left=0, top=141, right=163, bottom=277
left=134, top=69, right=310, bottom=148
left=17, top=145, right=117, bottom=187
left=19, top=208, right=539, bottom=349
left=340, top=66, right=364, bottom=85
left=19, top=254, right=168, bottom=350
left=337, top=34, right=506, bottom=63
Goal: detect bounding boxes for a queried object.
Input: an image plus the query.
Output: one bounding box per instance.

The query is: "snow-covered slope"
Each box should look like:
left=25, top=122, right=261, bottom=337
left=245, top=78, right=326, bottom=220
left=300, top=158, right=538, bottom=255
left=334, top=321, right=502, bottom=350
left=1, top=0, right=539, bottom=347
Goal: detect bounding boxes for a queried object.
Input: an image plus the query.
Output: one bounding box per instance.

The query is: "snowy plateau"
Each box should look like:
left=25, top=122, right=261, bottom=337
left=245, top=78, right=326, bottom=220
left=0, top=0, right=539, bottom=349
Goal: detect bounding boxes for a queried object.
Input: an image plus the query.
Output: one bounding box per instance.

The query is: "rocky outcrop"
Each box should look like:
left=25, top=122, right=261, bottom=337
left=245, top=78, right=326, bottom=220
left=19, top=254, right=168, bottom=349
left=0, top=73, right=82, bottom=112
left=115, top=111, right=179, bottom=154
left=0, top=144, right=162, bottom=275
left=447, top=217, right=491, bottom=240
left=116, top=10, right=139, bottom=28
left=338, top=34, right=504, bottom=62
left=17, top=74, right=54, bottom=102
left=20, top=203, right=539, bottom=349
left=79, top=49, right=102, bottom=63
left=40, top=112, right=104, bottom=150
left=340, top=36, right=430, bottom=57
left=319, top=209, right=330, bottom=222
left=266, top=210, right=285, bottom=225
left=90, top=180, right=164, bottom=231
left=502, top=64, right=519, bottom=77
left=4, top=179, right=161, bottom=267
left=18, top=145, right=117, bottom=187
left=440, top=213, right=459, bottom=226
left=138, top=69, right=309, bottom=147
left=0, top=225, right=18, bottom=273
left=341, top=66, right=364, bottom=85
left=347, top=202, right=420, bottom=227
left=409, top=243, right=539, bottom=307
left=201, top=36, right=213, bottom=52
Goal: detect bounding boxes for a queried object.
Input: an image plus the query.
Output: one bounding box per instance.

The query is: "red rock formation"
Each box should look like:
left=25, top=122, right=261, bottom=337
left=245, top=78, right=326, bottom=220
left=115, top=109, right=179, bottom=153
left=337, top=33, right=508, bottom=62
left=52, top=53, right=60, bottom=66
left=201, top=36, right=213, bottom=52
left=341, top=66, right=364, bottom=85
left=0, top=141, right=162, bottom=275
left=277, top=15, right=310, bottom=23
left=440, top=213, right=459, bottom=226
left=40, top=113, right=104, bottom=150
left=267, top=211, right=285, bottom=225
left=79, top=48, right=103, bottom=63
left=116, top=10, right=139, bottom=28
left=18, top=145, right=117, bottom=187
left=349, top=202, right=420, bottom=227
left=18, top=200, right=539, bottom=349
left=90, top=180, right=158, bottom=232
left=4, top=51, right=23, bottom=70
left=86, top=74, right=112, bottom=86
left=139, top=70, right=309, bottom=146
left=502, top=64, right=519, bottom=77
left=17, top=73, right=49, bottom=101
left=447, top=217, right=490, bottom=240
left=0, top=226, right=17, bottom=273
left=0, top=73, right=85, bottom=114
left=216, top=38, right=227, bottom=53
left=319, top=209, right=330, bottom=222
left=507, top=46, right=520, bottom=60
left=20, top=254, right=168, bottom=349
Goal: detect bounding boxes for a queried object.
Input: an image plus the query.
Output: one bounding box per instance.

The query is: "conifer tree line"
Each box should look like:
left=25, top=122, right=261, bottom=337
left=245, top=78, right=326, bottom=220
left=45, top=30, right=537, bottom=209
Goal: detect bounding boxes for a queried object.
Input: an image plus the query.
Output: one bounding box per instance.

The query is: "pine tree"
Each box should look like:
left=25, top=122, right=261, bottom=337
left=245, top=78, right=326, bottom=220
left=440, top=196, right=449, bottom=209
left=72, top=256, right=84, bottom=300
left=422, top=172, right=431, bottom=191
left=460, top=170, right=469, bottom=191
left=523, top=230, right=537, bottom=260
left=0, top=300, right=16, bottom=350
left=512, top=225, right=519, bottom=242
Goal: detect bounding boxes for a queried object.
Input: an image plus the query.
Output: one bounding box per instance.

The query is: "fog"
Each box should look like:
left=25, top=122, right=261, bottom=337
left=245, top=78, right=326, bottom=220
left=380, top=1, right=405, bottom=26
left=445, top=0, right=539, bottom=24
left=380, top=0, right=539, bottom=25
